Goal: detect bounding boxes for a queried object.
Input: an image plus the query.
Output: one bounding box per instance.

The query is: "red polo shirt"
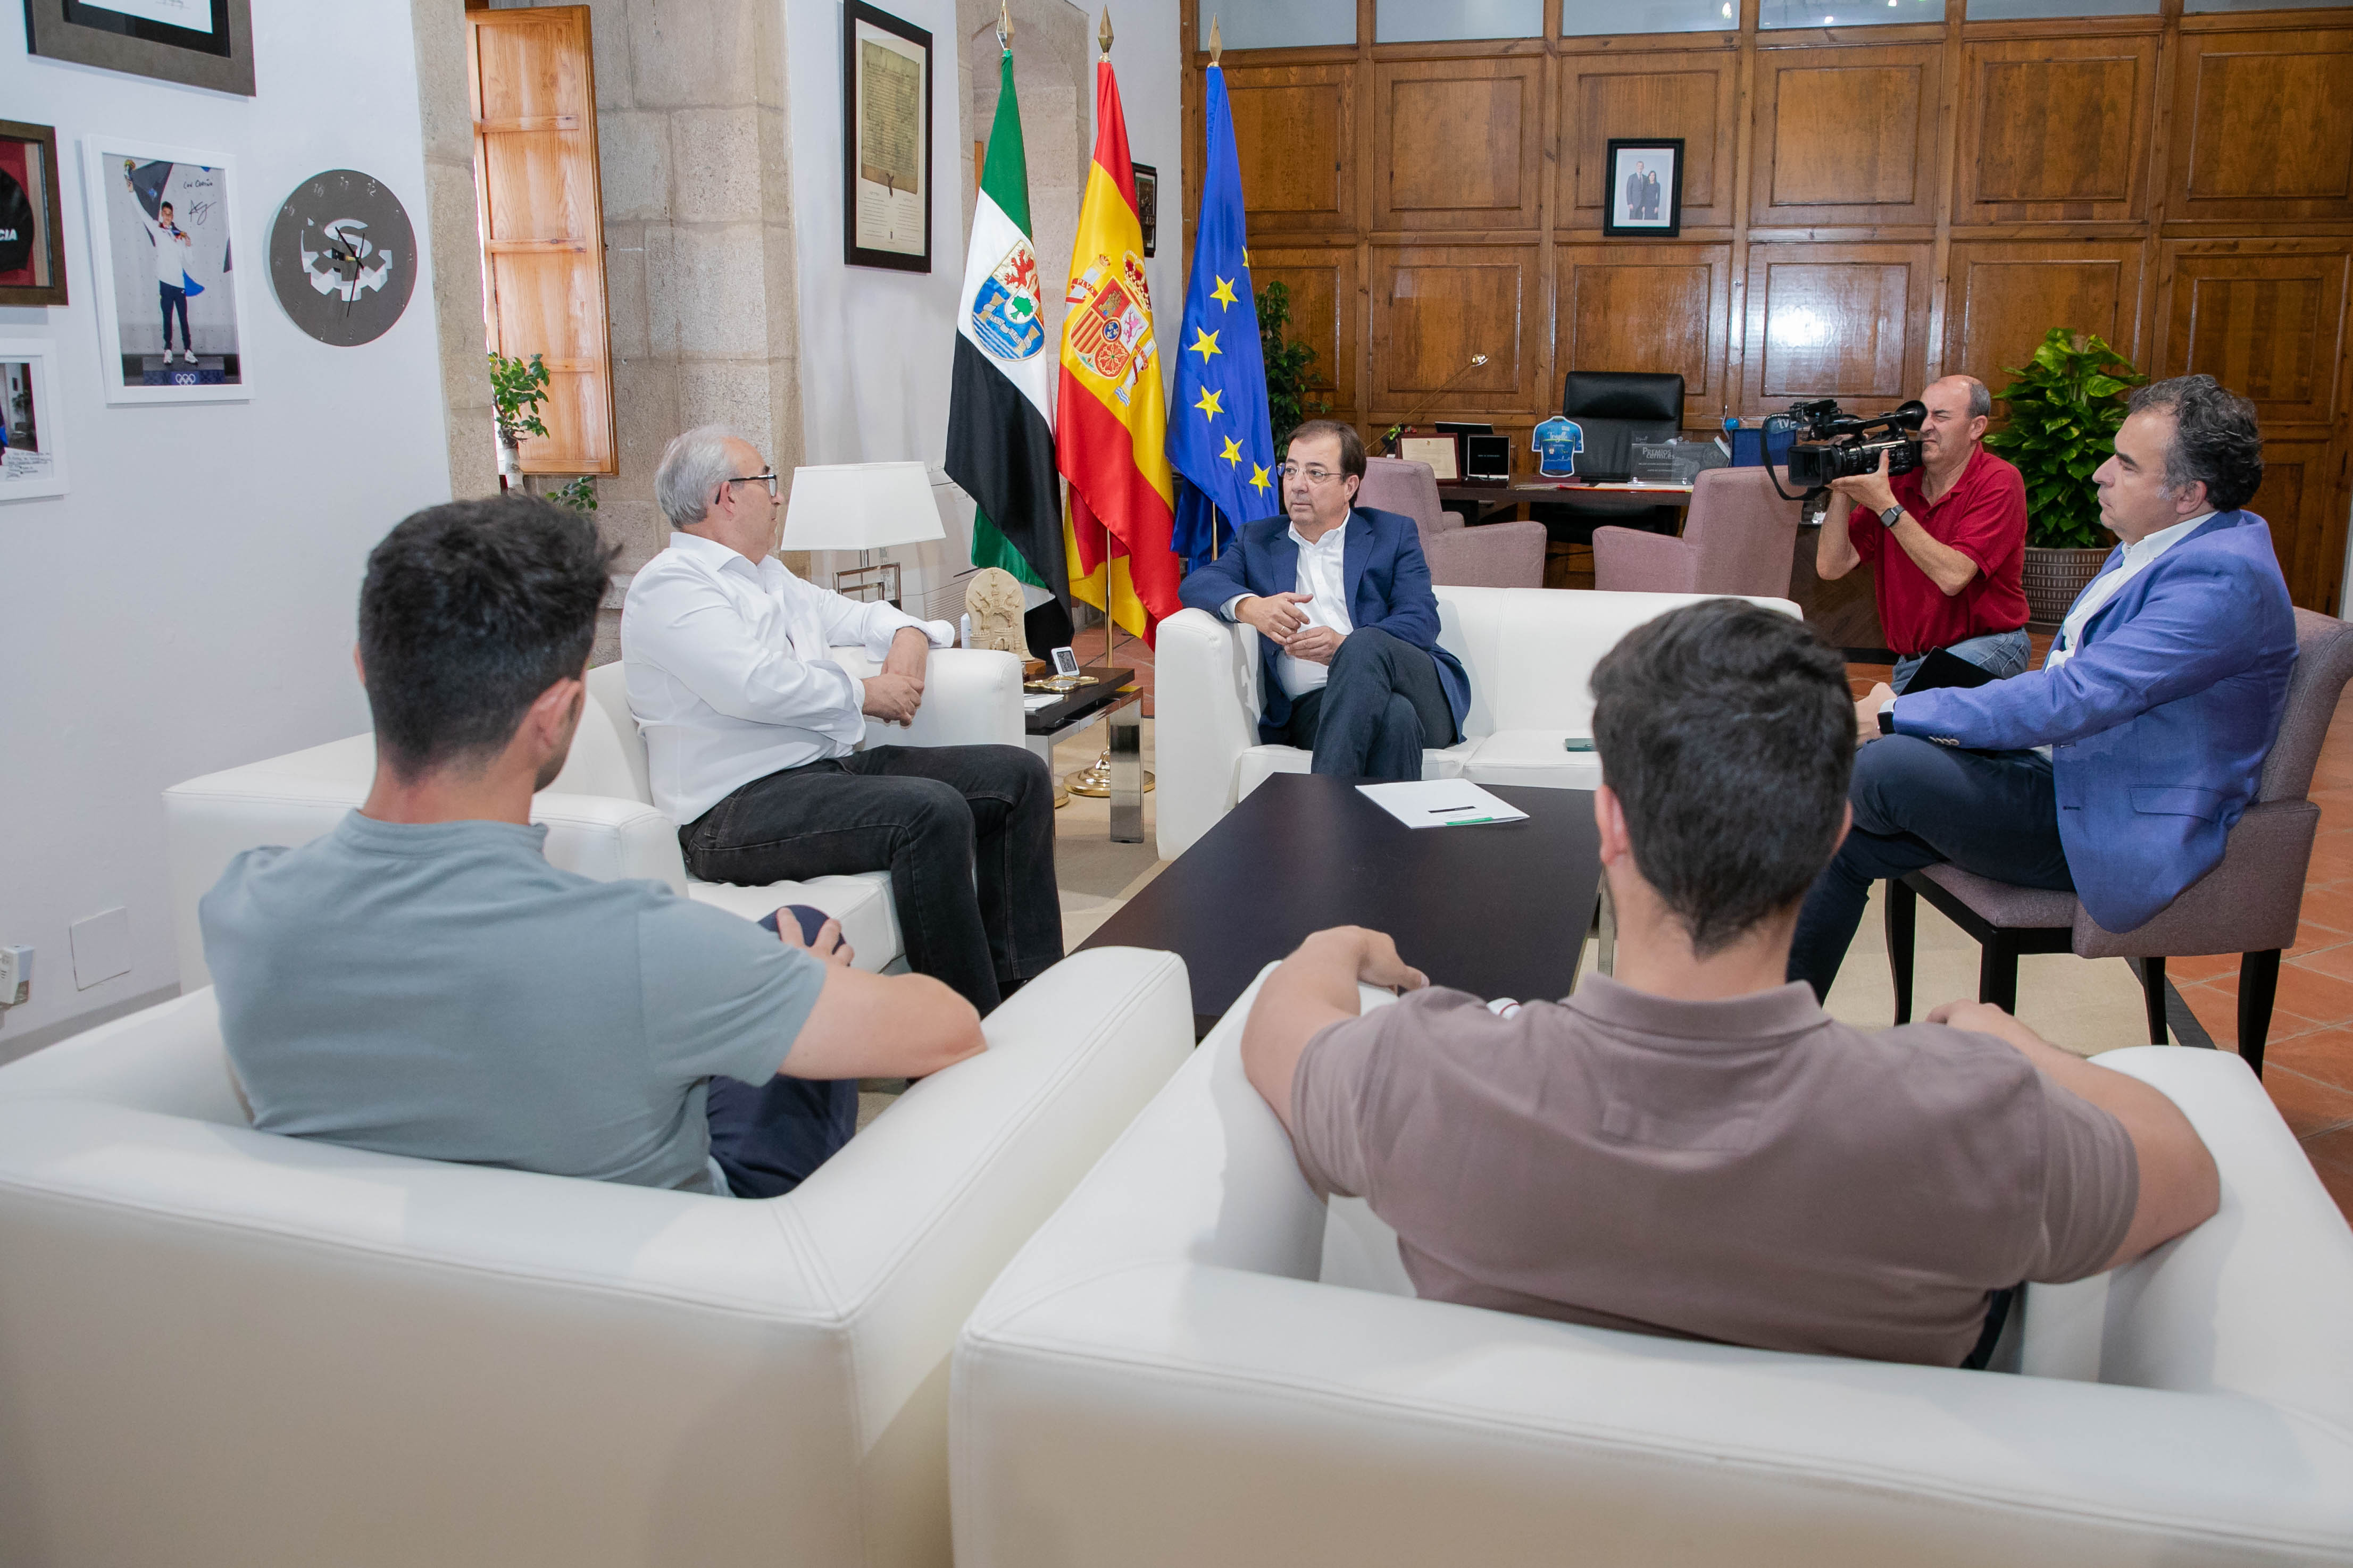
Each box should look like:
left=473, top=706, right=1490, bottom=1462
left=1849, top=445, right=2029, bottom=656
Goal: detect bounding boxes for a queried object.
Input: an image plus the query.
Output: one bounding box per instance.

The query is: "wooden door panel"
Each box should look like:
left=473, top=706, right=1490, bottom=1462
left=1954, top=38, right=2155, bottom=224
left=1562, top=51, right=1740, bottom=231
left=2247, top=439, right=2349, bottom=613
left=481, top=132, right=599, bottom=242
left=1946, top=244, right=2146, bottom=397
left=1224, top=63, right=1356, bottom=233
left=1741, top=244, right=1933, bottom=414
left=2171, top=31, right=2353, bottom=224
left=1369, top=245, right=1539, bottom=414
left=1555, top=244, right=1732, bottom=414
left=1373, top=58, right=1543, bottom=230
left=2160, top=243, right=2349, bottom=428
left=1751, top=44, right=1942, bottom=229
left=1251, top=245, right=1359, bottom=412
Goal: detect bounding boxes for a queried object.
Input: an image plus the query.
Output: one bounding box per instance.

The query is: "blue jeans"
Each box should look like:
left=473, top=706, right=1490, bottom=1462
left=158, top=282, right=190, bottom=351
left=1890, top=626, right=2031, bottom=694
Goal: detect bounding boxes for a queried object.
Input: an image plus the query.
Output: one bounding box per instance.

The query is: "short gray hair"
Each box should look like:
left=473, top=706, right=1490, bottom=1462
left=654, top=425, right=753, bottom=529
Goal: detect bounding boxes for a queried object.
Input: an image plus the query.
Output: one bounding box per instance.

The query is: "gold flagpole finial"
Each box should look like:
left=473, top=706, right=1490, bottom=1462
left=1209, top=15, right=1221, bottom=65
left=1098, top=6, right=1114, bottom=57
left=997, top=0, right=1011, bottom=46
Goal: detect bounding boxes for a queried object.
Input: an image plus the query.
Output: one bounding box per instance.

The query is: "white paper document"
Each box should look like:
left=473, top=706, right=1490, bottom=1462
left=1356, top=778, right=1529, bottom=829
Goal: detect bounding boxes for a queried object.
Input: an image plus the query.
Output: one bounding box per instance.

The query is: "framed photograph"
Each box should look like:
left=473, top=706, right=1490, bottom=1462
left=0, top=338, right=69, bottom=501
left=22, top=0, right=256, bottom=97
left=1603, top=138, right=1684, bottom=239
left=1132, top=162, right=1158, bottom=257
left=80, top=135, right=253, bottom=403
left=842, top=1, right=931, bottom=272
left=0, top=121, right=69, bottom=306
left=1399, top=432, right=1460, bottom=483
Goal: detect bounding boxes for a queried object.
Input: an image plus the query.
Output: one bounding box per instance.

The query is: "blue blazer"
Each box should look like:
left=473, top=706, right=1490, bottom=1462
left=1893, top=511, right=2297, bottom=932
left=1178, top=505, right=1472, bottom=744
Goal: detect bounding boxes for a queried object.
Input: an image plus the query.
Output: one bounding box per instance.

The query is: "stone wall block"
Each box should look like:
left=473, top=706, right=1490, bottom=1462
left=760, top=220, right=801, bottom=364
left=597, top=111, right=672, bottom=222
left=641, top=223, right=682, bottom=360
left=410, top=0, right=476, bottom=169
left=423, top=159, right=499, bottom=500
left=663, top=223, right=775, bottom=359
left=677, top=359, right=778, bottom=450
left=670, top=105, right=764, bottom=224
left=610, top=352, right=680, bottom=502
left=604, top=221, right=652, bottom=360
left=757, top=104, right=795, bottom=232
left=627, top=0, right=761, bottom=110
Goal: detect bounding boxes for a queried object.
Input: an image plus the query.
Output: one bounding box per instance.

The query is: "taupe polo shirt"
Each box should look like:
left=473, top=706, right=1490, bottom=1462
left=1291, top=975, right=2137, bottom=1366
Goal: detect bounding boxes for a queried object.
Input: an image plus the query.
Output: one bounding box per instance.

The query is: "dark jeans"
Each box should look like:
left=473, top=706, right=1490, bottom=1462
left=681, top=743, right=1062, bottom=1014
left=1787, top=737, right=2074, bottom=1001
left=1283, top=626, right=1458, bottom=782
left=707, top=1074, right=856, bottom=1198
left=158, top=282, right=189, bottom=351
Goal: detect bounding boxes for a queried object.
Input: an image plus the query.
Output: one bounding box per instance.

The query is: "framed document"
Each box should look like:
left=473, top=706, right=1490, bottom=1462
left=0, top=337, right=69, bottom=501
left=21, top=0, right=255, bottom=96
left=842, top=1, right=932, bottom=272
left=1399, top=433, right=1460, bottom=483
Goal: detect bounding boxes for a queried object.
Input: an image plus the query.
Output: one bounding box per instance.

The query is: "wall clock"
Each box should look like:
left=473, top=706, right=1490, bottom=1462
left=266, top=169, right=417, bottom=347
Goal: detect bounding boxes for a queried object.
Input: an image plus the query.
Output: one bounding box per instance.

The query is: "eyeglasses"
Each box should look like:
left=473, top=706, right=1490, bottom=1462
left=1280, top=464, right=1345, bottom=486
left=722, top=470, right=780, bottom=500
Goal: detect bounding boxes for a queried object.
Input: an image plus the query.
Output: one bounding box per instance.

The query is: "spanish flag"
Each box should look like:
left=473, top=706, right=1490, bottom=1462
left=1057, top=48, right=1180, bottom=643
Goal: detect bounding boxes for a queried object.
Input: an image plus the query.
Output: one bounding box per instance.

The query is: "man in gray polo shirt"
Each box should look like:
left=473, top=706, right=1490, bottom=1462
left=1239, top=599, right=2219, bottom=1367
left=203, top=497, right=984, bottom=1198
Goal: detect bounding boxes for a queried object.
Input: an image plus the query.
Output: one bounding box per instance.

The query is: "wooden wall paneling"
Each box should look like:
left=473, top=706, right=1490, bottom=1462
left=1221, top=62, right=1358, bottom=233
left=1554, top=242, right=1733, bottom=421
left=1951, top=35, right=2157, bottom=225
left=2159, top=240, right=2350, bottom=430
left=1371, top=56, right=1545, bottom=231
left=2246, top=438, right=2350, bottom=613
left=1558, top=48, right=1741, bottom=232
left=1741, top=243, right=1933, bottom=415
left=1749, top=42, right=1944, bottom=230
left=1251, top=245, right=1361, bottom=412
left=2169, top=28, right=2353, bottom=226
left=1944, top=242, right=2147, bottom=395
left=1369, top=243, right=1542, bottom=415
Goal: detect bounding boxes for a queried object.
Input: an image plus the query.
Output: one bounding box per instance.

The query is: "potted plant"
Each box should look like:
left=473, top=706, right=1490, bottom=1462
left=1983, top=328, right=2145, bottom=624
left=488, top=350, right=551, bottom=482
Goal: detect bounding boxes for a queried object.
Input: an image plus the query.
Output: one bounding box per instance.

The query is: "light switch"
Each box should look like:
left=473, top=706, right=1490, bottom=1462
left=70, top=907, right=132, bottom=991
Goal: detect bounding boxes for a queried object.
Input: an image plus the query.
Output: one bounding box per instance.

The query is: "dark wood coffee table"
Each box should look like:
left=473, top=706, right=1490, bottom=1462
left=1079, top=773, right=1603, bottom=1036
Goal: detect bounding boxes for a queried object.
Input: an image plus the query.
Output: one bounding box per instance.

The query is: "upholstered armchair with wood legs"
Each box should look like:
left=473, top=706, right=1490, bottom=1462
left=1357, top=456, right=1546, bottom=590
left=1593, top=466, right=1801, bottom=598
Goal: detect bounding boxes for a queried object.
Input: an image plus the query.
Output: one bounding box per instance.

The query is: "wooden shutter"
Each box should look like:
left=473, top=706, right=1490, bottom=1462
left=467, top=5, right=616, bottom=475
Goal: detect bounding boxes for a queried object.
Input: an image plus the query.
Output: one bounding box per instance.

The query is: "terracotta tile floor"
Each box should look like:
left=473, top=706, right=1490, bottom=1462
left=1850, top=636, right=2353, bottom=1227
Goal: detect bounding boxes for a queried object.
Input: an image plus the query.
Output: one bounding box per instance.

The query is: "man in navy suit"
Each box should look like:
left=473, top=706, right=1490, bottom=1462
left=1178, top=420, right=1471, bottom=782
left=1789, top=375, right=2298, bottom=999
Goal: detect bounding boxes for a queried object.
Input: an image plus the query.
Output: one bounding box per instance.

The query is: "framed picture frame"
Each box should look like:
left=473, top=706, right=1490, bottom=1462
left=1603, top=138, right=1684, bottom=239
left=0, top=121, right=69, bottom=306
left=0, top=337, right=69, bottom=501
left=79, top=135, right=254, bottom=404
left=842, top=1, right=932, bottom=272
left=1398, top=432, right=1461, bottom=483
left=21, top=0, right=256, bottom=97
left=1132, top=162, right=1158, bottom=257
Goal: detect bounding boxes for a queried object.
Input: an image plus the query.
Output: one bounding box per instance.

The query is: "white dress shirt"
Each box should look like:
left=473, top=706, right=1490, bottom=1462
left=2042, top=512, right=2213, bottom=676
left=1225, top=519, right=1356, bottom=698
left=621, top=531, right=954, bottom=823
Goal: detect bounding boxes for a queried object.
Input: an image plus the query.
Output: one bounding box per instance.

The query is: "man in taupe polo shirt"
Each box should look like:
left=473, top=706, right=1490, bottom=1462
left=1240, top=599, right=2219, bottom=1368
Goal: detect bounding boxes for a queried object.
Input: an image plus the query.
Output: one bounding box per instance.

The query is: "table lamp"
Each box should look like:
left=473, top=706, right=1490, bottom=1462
left=779, top=462, right=945, bottom=607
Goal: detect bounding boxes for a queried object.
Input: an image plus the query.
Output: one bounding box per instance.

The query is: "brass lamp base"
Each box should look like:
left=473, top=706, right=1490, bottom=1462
left=1065, top=749, right=1154, bottom=798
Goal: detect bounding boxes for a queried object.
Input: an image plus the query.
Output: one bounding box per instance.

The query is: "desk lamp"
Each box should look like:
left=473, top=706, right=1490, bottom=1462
left=779, top=462, right=944, bottom=608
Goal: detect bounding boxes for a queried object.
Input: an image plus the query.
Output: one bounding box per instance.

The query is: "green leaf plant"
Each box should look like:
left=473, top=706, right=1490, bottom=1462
left=1257, top=279, right=1326, bottom=447
left=548, top=476, right=598, bottom=513
left=1982, top=328, right=2146, bottom=551
left=488, top=350, right=552, bottom=445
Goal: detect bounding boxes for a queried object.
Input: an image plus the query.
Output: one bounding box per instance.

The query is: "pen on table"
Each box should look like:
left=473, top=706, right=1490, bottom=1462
left=1429, top=804, right=1479, bottom=814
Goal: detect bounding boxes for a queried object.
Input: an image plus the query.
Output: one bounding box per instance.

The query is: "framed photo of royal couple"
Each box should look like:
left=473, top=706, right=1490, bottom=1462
left=1604, top=139, right=1683, bottom=239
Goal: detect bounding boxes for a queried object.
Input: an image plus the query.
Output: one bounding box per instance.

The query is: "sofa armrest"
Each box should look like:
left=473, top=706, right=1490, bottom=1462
left=835, top=645, right=1024, bottom=751
left=530, top=792, right=691, bottom=893
left=1155, top=608, right=1264, bottom=860
left=1592, top=526, right=1697, bottom=593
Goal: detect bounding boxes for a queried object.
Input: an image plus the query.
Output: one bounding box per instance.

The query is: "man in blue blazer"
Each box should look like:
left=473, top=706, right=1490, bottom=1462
left=1789, top=375, right=2297, bottom=1000
left=1178, top=420, right=1471, bottom=781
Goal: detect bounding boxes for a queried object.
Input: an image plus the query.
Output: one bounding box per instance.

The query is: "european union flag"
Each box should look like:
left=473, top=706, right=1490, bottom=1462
left=1167, top=63, right=1274, bottom=574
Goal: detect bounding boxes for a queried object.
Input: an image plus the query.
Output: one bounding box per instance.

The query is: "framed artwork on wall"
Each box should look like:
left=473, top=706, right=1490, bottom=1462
left=0, top=338, right=69, bottom=501
left=1603, top=138, right=1684, bottom=239
left=843, top=0, right=932, bottom=272
left=21, top=0, right=256, bottom=96
left=79, top=135, right=254, bottom=404
left=1132, top=162, right=1158, bottom=257
left=0, top=121, right=70, bottom=306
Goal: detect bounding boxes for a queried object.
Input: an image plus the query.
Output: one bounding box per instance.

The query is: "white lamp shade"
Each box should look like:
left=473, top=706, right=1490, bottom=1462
left=780, top=462, right=947, bottom=551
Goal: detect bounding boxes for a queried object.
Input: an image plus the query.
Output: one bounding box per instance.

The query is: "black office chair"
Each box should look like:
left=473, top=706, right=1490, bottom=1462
left=1535, top=371, right=1686, bottom=546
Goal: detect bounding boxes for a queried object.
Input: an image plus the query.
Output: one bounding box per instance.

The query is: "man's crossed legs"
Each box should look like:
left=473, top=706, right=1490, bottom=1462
left=1284, top=626, right=1458, bottom=782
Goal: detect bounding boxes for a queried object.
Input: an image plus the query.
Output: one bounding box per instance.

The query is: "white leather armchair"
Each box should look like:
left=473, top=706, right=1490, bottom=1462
left=1153, top=588, right=1801, bottom=859
left=0, top=946, right=1194, bottom=1568
left=952, top=974, right=2353, bottom=1567
left=162, top=647, right=1023, bottom=990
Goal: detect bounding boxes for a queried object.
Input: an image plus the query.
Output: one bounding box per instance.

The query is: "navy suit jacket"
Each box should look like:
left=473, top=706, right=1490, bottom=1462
left=1177, top=505, right=1472, bottom=744
left=1893, top=510, right=2297, bottom=932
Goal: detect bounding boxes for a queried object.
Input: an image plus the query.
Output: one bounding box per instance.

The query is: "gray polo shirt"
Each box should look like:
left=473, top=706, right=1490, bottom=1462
left=202, top=812, right=825, bottom=1195
left=1292, top=974, right=2137, bottom=1366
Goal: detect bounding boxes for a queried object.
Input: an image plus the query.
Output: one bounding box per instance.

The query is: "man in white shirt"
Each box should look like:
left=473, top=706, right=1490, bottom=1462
left=151, top=198, right=195, bottom=365
left=623, top=427, right=1063, bottom=1014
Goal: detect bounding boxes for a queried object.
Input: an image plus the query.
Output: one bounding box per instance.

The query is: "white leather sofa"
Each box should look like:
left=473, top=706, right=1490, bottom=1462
left=953, top=974, right=2353, bottom=1567
left=162, top=648, right=1022, bottom=989
left=1153, top=587, right=1801, bottom=859
left=0, top=946, right=1194, bottom=1568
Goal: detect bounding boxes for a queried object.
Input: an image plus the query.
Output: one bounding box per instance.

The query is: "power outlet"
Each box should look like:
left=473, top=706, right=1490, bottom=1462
left=0, top=946, right=31, bottom=1007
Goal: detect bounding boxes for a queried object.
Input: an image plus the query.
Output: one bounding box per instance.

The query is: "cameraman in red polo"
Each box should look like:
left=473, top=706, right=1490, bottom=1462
left=1815, top=375, right=2030, bottom=692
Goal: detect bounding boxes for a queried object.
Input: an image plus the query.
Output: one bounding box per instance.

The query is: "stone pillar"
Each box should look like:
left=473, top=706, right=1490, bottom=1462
left=411, top=0, right=499, bottom=501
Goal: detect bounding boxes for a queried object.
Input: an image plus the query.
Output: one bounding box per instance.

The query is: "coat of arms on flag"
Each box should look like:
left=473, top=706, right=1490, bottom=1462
left=1064, top=250, right=1154, bottom=404
left=970, top=238, right=1044, bottom=362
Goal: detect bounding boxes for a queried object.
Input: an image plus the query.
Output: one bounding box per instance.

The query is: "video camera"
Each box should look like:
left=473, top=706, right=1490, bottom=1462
left=1767, top=398, right=1928, bottom=499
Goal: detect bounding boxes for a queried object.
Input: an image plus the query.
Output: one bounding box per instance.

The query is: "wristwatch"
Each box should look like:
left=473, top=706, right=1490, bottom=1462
left=1878, top=703, right=1897, bottom=737
left=1878, top=503, right=1905, bottom=530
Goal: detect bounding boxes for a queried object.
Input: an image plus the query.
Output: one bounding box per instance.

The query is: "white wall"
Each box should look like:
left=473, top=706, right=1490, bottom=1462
left=0, top=2, right=455, bottom=1054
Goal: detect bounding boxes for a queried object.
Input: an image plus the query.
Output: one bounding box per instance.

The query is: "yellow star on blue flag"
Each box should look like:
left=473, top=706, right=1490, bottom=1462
left=1211, top=276, right=1238, bottom=309
left=1220, top=435, right=1243, bottom=467
left=1194, top=387, right=1223, bottom=420
left=1189, top=327, right=1221, bottom=364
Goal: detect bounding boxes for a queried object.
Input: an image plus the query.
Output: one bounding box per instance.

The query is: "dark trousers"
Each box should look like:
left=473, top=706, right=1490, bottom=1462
left=1787, top=737, right=2074, bottom=1001
left=681, top=743, right=1062, bottom=1013
left=1282, top=627, right=1458, bottom=782
left=158, top=282, right=189, bottom=351
left=706, top=1075, right=857, bottom=1198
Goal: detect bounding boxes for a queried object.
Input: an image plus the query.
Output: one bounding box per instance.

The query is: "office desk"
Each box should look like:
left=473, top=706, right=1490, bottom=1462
left=1434, top=479, right=1696, bottom=528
